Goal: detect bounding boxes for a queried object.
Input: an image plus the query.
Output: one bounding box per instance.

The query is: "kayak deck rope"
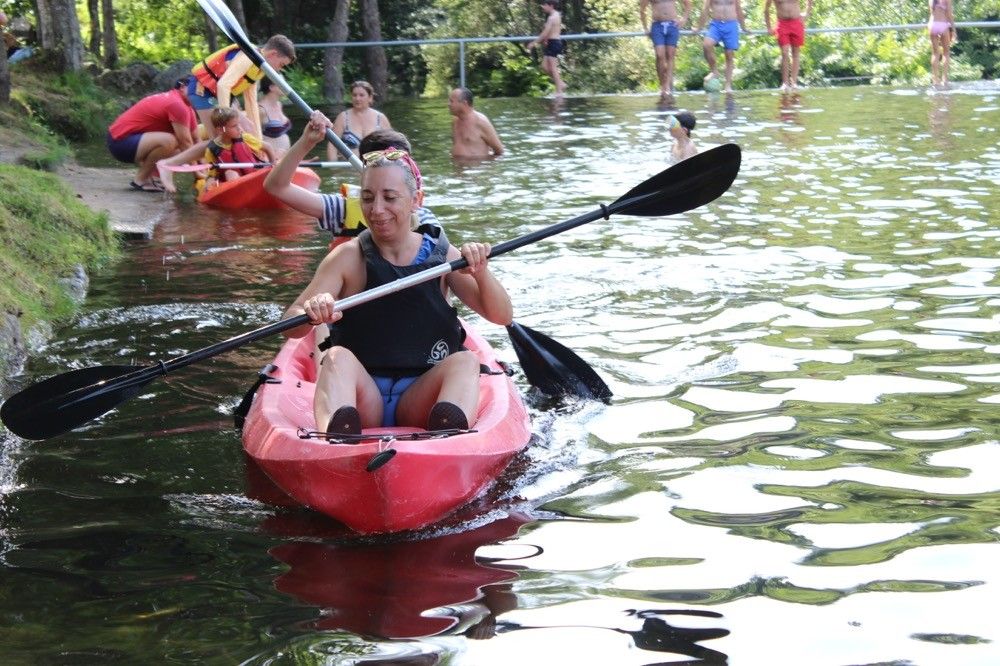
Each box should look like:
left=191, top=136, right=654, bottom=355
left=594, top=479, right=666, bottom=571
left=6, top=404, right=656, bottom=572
left=297, top=427, right=478, bottom=444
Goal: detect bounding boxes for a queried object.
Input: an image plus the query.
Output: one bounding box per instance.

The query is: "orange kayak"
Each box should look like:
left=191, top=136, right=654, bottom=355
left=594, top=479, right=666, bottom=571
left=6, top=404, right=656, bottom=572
left=198, top=166, right=321, bottom=209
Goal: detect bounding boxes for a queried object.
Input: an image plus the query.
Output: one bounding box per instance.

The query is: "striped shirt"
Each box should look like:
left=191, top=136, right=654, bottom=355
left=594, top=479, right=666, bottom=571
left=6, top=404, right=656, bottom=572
left=318, top=193, right=440, bottom=236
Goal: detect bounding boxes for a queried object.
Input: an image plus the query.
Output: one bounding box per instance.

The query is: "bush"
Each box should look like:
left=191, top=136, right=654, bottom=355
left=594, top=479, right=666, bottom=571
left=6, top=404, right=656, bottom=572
left=10, top=70, right=118, bottom=143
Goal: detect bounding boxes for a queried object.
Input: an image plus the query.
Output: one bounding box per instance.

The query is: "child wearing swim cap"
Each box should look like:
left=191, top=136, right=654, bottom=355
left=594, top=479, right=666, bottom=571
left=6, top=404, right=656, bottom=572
left=667, top=111, right=698, bottom=161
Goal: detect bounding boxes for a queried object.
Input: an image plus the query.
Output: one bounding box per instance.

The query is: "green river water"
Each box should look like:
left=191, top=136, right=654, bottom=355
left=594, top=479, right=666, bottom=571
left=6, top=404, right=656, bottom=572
left=2, top=83, right=999, bottom=664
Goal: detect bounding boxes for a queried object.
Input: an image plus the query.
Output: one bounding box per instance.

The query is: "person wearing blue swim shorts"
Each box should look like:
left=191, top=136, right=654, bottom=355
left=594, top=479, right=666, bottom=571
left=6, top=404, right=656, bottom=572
left=696, top=0, right=748, bottom=92
left=641, top=0, right=692, bottom=99
left=527, top=1, right=567, bottom=97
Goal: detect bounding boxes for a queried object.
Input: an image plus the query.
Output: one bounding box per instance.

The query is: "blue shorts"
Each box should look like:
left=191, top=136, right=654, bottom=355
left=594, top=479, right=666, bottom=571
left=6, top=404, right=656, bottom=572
left=106, top=131, right=142, bottom=163
left=543, top=39, right=564, bottom=57
left=650, top=20, right=680, bottom=48
left=186, top=77, right=218, bottom=111
left=372, top=375, right=419, bottom=427
left=706, top=20, right=740, bottom=51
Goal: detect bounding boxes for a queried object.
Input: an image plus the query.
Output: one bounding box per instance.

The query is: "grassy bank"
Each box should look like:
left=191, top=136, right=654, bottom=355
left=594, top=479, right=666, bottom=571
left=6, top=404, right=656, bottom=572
left=0, top=164, right=119, bottom=323
left=0, top=67, right=123, bottom=378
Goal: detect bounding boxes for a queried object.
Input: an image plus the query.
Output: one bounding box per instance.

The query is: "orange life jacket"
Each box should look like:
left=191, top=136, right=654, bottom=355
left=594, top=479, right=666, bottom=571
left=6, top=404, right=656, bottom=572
left=191, top=44, right=263, bottom=97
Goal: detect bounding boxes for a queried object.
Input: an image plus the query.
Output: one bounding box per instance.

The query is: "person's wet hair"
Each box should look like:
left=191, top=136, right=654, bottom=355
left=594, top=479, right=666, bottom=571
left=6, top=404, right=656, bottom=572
left=675, top=111, right=696, bottom=136
left=263, top=34, right=296, bottom=62
left=457, top=87, right=474, bottom=106
left=211, top=106, right=240, bottom=128
left=359, top=129, right=413, bottom=156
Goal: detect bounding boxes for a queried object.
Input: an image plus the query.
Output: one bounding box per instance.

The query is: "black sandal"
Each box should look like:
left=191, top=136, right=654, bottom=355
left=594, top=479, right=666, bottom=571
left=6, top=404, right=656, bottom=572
left=427, top=401, right=469, bottom=431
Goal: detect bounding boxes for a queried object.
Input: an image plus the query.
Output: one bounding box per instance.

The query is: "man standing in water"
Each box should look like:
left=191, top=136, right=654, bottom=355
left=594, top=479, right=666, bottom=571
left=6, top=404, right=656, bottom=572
left=640, top=0, right=692, bottom=100
left=764, top=0, right=811, bottom=90
left=449, top=88, right=505, bottom=159
left=527, top=1, right=567, bottom=97
left=696, top=0, right=748, bottom=93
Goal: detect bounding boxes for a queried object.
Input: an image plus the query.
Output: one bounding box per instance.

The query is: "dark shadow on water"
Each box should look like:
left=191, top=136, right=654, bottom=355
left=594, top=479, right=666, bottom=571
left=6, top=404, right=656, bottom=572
left=497, top=608, right=730, bottom=664
left=261, top=510, right=533, bottom=640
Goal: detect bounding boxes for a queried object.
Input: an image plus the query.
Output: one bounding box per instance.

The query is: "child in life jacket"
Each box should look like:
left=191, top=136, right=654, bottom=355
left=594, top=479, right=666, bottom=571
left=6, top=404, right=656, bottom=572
left=188, top=35, right=295, bottom=139
left=198, top=106, right=276, bottom=192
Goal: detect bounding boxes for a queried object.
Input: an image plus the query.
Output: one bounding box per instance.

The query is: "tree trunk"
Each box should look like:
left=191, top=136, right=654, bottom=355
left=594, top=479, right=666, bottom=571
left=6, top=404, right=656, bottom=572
left=87, top=0, right=100, bottom=57
left=100, top=0, right=118, bottom=69
left=0, top=46, right=10, bottom=105
left=35, top=0, right=84, bottom=71
left=322, top=0, right=350, bottom=106
left=226, top=0, right=247, bottom=33
left=567, top=0, right=586, bottom=33
left=358, top=0, right=388, bottom=100
left=34, top=0, right=56, bottom=49
left=204, top=14, right=218, bottom=52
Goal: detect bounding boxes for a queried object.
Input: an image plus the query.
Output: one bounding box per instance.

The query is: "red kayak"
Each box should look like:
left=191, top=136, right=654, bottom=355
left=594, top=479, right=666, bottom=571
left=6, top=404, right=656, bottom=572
left=241, top=322, right=532, bottom=534
left=198, top=166, right=321, bottom=209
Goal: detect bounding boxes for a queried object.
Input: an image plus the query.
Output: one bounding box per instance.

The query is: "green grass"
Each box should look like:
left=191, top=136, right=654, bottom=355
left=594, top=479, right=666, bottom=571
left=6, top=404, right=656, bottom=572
left=0, top=67, right=126, bottom=380
left=0, top=164, right=121, bottom=351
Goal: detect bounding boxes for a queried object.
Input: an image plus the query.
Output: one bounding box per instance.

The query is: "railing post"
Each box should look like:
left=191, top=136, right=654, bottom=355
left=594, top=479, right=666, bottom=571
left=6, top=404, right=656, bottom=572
left=459, top=39, right=466, bottom=89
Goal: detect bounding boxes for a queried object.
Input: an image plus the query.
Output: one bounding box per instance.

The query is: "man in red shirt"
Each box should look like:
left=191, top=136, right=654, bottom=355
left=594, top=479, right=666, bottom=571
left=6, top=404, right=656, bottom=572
left=106, top=78, right=198, bottom=192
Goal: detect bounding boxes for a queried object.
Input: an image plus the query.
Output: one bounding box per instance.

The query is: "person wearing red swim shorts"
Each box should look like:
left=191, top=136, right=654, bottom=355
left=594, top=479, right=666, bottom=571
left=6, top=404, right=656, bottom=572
left=764, top=0, right=812, bottom=91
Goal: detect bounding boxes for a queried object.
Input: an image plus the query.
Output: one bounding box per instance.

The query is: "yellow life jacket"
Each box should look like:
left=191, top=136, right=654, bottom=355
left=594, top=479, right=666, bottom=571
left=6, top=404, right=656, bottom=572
left=191, top=44, right=263, bottom=97
left=341, top=183, right=366, bottom=232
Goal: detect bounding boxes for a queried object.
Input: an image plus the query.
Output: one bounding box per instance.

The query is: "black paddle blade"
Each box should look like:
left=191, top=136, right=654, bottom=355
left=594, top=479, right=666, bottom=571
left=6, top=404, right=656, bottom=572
left=506, top=323, right=612, bottom=402
left=613, top=143, right=742, bottom=217
left=1, top=365, right=155, bottom=440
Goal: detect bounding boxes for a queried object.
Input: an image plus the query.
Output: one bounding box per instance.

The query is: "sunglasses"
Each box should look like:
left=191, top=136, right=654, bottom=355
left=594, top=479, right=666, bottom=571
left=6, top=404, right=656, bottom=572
left=361, top=148, right=422, bottom=190
left=361, top=148, right=407, bottom=165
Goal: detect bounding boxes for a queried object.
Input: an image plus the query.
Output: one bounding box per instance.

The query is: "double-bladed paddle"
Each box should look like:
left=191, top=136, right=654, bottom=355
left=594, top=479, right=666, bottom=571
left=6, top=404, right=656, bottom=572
left=195, top=0, right=363, bottom=170
left=0, top=144, right=742, bottom=440
left=196, top=0, right=617, bottom=403
left=159, top=161, right=352, bottom=172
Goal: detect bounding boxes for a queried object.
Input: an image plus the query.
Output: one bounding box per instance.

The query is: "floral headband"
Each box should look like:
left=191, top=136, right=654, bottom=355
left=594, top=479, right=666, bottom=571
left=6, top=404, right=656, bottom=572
left=361, top=147, right=423, bottom=191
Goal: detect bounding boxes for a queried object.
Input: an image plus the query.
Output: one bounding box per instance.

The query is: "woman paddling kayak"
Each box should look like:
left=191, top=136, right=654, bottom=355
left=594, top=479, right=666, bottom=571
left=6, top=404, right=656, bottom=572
left=281, top=119, right=513, bottom=435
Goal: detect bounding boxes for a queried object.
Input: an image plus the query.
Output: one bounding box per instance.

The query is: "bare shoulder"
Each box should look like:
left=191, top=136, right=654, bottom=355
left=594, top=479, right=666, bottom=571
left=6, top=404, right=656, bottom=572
left=322, top=238, right=362, bottom=270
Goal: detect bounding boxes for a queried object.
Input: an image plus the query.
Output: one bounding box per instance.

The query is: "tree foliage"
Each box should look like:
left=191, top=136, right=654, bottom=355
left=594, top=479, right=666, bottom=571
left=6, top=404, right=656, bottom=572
left=9, top=0, right=998, bottom=98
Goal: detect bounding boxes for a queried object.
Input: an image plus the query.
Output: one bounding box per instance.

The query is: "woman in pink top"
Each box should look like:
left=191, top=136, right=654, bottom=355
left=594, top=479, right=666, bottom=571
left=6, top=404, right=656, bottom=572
left=928, top=0, right=957, bottom=87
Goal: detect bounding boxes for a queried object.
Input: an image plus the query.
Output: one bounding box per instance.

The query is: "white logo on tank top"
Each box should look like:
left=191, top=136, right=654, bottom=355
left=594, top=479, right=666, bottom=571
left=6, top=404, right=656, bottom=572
left=427, top=340, right=450, bottom=365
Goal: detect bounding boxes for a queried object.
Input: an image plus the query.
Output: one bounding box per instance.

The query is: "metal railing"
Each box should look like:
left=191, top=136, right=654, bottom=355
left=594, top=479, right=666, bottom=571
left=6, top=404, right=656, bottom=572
left=295, top=22, right=1000, bottom=89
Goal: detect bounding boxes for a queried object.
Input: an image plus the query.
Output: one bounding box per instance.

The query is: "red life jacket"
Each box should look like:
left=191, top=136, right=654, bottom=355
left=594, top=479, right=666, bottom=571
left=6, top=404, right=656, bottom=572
left=207, top=136, right=264, bottom=177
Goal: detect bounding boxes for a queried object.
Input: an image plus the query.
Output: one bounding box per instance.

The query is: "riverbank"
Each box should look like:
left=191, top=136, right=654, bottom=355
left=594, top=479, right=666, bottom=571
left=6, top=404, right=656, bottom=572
left=0, top=161, right=122, bottom=383
left=0, top=68, right=171, bottom=388
left=58, top=162, right=170, bottom=238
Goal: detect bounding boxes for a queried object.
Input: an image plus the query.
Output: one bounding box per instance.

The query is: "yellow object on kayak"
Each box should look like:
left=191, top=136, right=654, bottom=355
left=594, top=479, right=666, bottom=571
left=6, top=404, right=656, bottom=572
left=341, top=183, right=365, bottom=231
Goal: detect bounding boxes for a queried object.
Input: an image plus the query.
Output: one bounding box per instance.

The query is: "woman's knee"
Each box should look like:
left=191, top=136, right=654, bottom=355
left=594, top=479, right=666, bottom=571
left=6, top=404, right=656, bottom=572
left=322, top=345, right=361, bottom=372
left=442, top=350, right=479, bottom=375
